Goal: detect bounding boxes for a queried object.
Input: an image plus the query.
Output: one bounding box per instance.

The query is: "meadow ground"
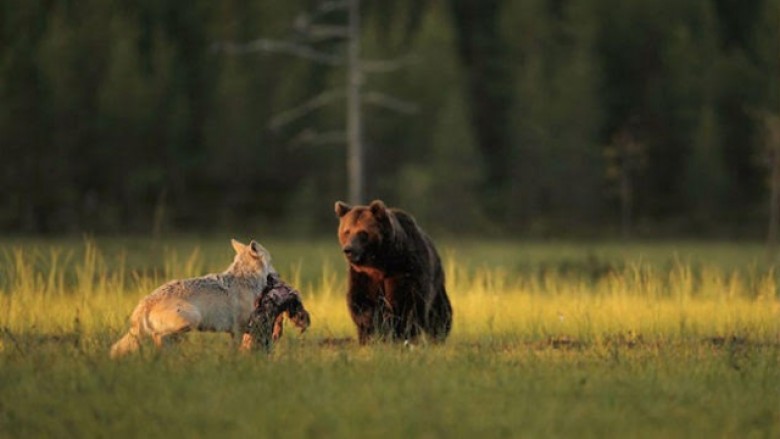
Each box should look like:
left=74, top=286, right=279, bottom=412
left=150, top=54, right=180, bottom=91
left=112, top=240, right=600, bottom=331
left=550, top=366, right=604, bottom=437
left=0, top=237, right=779, bottom=438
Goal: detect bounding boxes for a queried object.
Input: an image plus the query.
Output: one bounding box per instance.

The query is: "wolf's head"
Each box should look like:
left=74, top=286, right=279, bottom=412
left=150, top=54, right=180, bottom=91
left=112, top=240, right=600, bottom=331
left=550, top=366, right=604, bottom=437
left=228, top=239, right=275, bottom=282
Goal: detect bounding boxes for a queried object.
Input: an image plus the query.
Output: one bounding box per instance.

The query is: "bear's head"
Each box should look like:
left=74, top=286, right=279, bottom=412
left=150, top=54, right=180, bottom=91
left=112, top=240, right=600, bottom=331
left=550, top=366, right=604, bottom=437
left=334, top=199, right=394, bottom=267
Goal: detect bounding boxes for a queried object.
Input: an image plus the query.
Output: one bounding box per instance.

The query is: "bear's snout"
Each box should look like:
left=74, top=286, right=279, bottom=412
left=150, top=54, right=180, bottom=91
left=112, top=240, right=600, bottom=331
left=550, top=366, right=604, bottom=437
left=343, top=244, right=366, bottom=264
left=343, top=245, right=358, bottom=261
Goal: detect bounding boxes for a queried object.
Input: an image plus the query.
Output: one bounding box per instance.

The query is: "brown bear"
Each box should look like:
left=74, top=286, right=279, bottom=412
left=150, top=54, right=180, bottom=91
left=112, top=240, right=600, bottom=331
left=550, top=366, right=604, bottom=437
left=334, top=199, right=452, bottom=344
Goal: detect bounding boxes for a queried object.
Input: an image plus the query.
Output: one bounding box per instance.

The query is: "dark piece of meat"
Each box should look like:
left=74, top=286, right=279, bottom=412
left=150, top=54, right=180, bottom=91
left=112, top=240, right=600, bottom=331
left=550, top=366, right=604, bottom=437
left=247, top=273, right=311, bottom=351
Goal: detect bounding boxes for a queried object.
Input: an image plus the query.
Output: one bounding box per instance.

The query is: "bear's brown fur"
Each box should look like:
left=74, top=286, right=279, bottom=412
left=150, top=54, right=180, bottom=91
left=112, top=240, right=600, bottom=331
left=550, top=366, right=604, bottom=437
left=334, top=200, right=452, bottom=344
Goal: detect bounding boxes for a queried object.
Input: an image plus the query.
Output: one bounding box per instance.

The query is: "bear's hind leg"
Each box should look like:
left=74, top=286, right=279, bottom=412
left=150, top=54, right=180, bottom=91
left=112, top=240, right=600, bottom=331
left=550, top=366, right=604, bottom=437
left=427, top=286, right=453, bottom=343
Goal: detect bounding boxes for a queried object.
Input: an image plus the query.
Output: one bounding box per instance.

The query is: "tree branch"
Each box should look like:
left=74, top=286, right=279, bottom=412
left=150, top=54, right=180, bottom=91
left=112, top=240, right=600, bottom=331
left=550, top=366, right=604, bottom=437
left=270, top=89, right=346, bottom=130
left=212, top=39, right=343, bottom=66
left=295, top=25, right=349, bottom=41
left=289, top=128, right=347, bottom=147
left=293, top=1, right=349, bottom=40
left=360, top=55, right=418, bottom=74
left=294, top=0, right=349, bottom=28
left=362, top=91, right=418, bottom=114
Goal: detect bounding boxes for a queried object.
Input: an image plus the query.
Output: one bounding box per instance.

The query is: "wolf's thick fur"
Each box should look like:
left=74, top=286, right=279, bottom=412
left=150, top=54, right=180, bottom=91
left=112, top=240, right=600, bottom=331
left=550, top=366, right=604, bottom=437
left=110, top=239, right=275, bottom=358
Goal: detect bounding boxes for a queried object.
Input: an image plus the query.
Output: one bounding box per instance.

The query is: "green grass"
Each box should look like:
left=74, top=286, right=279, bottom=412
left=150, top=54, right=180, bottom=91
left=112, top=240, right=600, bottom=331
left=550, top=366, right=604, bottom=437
left=1, top=237, right=779, bottom=438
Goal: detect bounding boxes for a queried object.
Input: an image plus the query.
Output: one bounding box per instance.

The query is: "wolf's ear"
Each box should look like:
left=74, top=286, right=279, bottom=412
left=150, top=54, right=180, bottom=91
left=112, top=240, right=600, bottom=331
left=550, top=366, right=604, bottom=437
left=231, top=239, right=246, bottom=254
left=248, top=240, right=261, bottom=256
left=248, top=240, right=269, bottom=261
left=335, top=201, right=352, bottom=218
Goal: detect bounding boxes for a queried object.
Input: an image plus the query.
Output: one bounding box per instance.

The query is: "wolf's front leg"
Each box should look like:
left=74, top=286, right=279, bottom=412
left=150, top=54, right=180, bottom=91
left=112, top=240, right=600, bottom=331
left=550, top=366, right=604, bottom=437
left=239, top=332, right=253, bottom=351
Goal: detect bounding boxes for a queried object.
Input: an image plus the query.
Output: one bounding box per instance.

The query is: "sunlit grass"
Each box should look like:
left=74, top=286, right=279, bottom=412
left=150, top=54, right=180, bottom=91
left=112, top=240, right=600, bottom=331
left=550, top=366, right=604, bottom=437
left=1, top=239, right=778, bottom=344
left=0, top=238, right=778, bottom=438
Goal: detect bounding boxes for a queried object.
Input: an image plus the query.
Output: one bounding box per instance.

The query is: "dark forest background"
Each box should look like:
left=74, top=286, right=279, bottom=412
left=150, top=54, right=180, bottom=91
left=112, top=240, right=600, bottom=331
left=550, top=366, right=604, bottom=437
left=1, top=0, right=779, bottom=237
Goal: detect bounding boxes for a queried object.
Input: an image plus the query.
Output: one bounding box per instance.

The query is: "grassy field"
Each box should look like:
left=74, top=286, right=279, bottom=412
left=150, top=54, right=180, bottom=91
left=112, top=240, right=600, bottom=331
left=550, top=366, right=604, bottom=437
left=1, top=237, right=779, bottom=438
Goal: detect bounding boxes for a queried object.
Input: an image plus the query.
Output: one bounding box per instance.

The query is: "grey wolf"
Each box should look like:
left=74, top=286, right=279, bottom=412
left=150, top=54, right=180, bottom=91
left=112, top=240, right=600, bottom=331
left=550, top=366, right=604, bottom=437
left=110, top=239, right=275, bottom=358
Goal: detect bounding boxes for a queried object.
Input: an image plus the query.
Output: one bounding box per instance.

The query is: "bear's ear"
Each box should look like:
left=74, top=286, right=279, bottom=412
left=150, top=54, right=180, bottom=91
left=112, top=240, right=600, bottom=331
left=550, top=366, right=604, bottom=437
left=369, top=200, right=387, bottom=218
left=231, top=239, right=246, bottom=254
left=335, top=201, right=352, bottom=217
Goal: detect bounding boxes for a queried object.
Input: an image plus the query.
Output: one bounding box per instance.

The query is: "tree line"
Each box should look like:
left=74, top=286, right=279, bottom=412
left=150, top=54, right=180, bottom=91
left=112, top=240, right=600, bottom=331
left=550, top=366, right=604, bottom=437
left=1, top=0, right=778, bottom=237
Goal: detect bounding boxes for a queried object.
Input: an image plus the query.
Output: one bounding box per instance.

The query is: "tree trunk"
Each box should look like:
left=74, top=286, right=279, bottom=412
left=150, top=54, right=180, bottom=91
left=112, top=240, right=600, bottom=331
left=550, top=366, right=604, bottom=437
left=347, top=0, right=364, bottom=205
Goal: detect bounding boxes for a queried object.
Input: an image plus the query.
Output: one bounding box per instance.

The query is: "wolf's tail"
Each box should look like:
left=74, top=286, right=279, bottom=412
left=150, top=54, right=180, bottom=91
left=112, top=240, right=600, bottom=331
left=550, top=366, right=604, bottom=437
left=110, top=304, right=147, bottom=358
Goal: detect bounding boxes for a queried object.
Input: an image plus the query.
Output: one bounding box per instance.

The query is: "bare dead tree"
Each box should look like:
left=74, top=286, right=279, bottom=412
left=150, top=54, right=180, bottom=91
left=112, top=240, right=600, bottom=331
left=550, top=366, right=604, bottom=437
left=346, top=0, right=364, bottom=205
left=213, top=0, right=417, bottom=205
